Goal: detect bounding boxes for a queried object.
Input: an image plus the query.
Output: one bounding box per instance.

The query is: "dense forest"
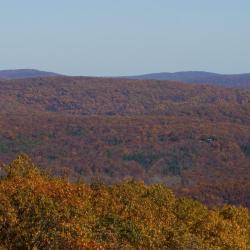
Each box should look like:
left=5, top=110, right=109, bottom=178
left=0, top=155, right=250, bottom=249
left=0, top=76, right=250, bottom=209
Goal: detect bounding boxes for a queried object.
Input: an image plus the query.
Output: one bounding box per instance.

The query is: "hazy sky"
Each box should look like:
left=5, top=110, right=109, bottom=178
left=1, top=0, right=250, bottom=76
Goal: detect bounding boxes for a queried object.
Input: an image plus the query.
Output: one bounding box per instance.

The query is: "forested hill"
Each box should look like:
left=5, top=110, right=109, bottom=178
left=0, top=69, right=60, bottom=80
left=2, top=69, right=250, bottom=88
left=127, top=71, right=250, bottom=88
left=1, top=76, right=250, bottom=117
left=0, top=76, right=250, bottom=209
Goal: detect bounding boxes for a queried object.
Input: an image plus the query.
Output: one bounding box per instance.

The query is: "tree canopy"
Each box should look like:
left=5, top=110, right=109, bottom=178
left=0, top=155, right=249, bottom=249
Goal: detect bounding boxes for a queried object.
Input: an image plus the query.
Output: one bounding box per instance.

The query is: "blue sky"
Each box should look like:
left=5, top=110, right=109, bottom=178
left=1, top=0, right=250, bottom=76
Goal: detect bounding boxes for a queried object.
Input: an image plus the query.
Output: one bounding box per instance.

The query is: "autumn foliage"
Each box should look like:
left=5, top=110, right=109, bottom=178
left=0, top=155, right=249, bottom=249
left=0, top=76, right=250, bottom=209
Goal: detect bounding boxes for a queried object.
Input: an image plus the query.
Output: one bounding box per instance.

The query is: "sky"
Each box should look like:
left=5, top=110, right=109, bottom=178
left=1, top=0, right=250, bottom=76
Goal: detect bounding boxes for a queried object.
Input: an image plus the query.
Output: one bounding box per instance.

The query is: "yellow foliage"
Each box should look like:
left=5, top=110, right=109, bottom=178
left=0, top=155, right=249, bottom=249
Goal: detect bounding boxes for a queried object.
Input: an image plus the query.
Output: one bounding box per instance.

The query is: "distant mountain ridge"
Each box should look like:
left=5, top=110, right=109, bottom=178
left=127, top=71, right=250, bottom=88
left=2, top=69, right=250, bottom=88
left=0, top=69, right=60, bottom=80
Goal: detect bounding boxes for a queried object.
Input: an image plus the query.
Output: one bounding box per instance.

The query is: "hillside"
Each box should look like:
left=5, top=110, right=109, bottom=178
left=127, top=71, right=250, bottom=88
left=0, top=69, right=60, bottom=80
left=2, top=69, right=250, bottom=88
left=0, top=76, right=250, bottom=208
left=0, top=155, right=249, bottom=249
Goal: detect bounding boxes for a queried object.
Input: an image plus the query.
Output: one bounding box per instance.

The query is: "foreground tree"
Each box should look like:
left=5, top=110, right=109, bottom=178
left=0, top=155, right=249, bottom=249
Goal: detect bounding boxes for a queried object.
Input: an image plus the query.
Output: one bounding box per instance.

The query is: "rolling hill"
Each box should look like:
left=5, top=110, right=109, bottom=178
left=0, top=76, right=250, bottom=208
left=0, top=69, right=60, bottom=80
left=2, top=69, right=250, bottom=88
left=127, top=71, right=250, bottom=88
